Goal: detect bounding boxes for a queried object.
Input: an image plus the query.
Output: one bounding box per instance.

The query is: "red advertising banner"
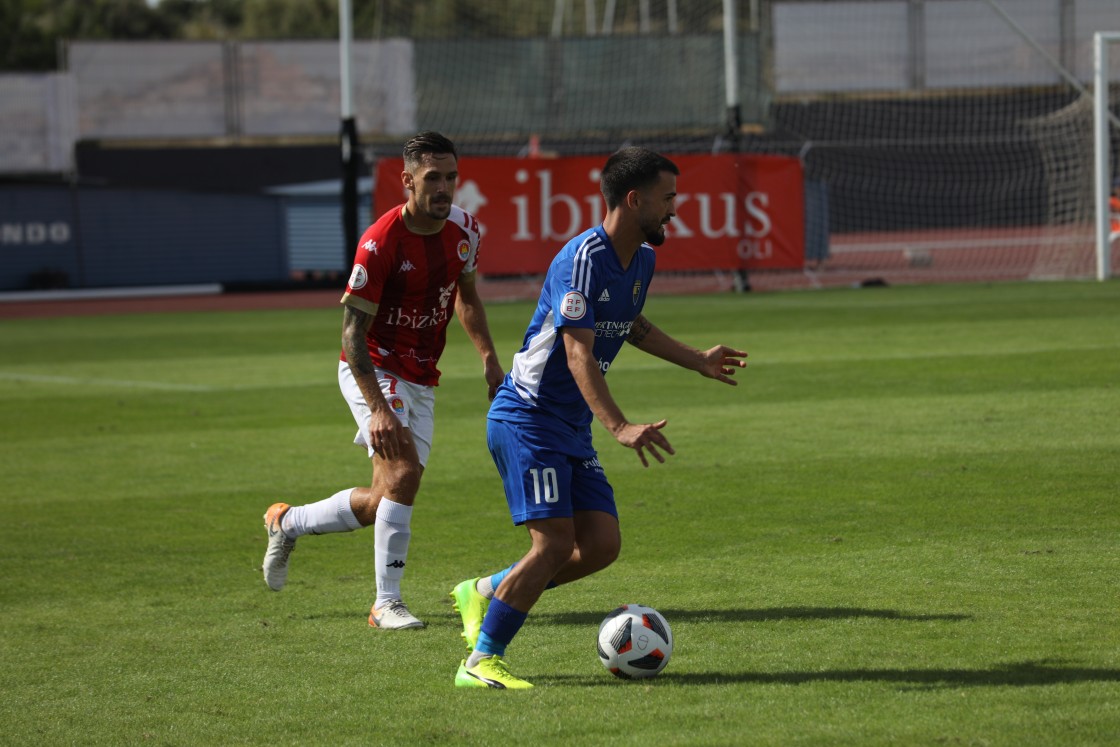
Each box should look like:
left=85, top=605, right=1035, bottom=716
left=374, top=154, right=804, bottom=275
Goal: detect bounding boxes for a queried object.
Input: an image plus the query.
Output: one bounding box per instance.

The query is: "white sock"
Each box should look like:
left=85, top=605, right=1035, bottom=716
left=476, top=576, right=495, bottom=599
left=280, top=489, right=362, bottom=538
left=374, top=498, right=413, bottom=607
left=466, top=650, right=493, bottom=668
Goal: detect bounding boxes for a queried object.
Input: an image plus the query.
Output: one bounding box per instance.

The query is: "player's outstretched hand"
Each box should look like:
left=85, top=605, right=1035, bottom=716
left=698, top=345, right=748, bottom=385
left=614, top=419, right=674, bottom=468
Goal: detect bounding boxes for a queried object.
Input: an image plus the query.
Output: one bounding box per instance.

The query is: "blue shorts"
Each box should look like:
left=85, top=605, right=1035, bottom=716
left=487, top=417, right=617, bottom=525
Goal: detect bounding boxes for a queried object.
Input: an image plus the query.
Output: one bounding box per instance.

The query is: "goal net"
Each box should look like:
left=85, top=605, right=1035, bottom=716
left=754, top=0, right=1120, bottom=288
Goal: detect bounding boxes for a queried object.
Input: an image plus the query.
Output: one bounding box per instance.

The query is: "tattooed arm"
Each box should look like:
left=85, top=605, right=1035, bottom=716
left=341, top=303, right=407, bottom=459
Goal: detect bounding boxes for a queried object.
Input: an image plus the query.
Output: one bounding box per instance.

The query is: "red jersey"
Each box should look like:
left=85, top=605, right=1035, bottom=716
left=340, top=204, right=482, bottom=386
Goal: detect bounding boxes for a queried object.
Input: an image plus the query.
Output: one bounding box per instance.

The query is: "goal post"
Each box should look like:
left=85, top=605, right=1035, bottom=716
left=1094, top=31, right=1120, bottom=281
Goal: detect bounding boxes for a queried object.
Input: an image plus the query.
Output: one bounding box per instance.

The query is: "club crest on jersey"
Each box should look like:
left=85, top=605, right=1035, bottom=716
left=389, top=397, right=406, bottom=416
left=561, top=291, right=587, bottom=320
left=349, top=264, right=368, bottom=290
left=456, top=239, right=471, bottom=261
left=632, top=280, right=642, bottom=305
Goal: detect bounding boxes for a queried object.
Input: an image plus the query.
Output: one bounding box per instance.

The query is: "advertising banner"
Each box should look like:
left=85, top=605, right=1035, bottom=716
left=374, top=154, right=804, bottom=275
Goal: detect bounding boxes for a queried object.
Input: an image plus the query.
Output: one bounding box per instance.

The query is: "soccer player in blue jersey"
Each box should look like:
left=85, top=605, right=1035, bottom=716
left=450, top=147, right=748, bottom=689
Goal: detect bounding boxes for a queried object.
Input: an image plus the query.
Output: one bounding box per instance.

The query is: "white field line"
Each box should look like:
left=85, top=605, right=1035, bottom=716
left=4, top=340, right=1115, bottom=392
left=0, top=372, right=215, bottom=392
left=595, top=342, right=1120, bottom=369
left=830, top=234, right=1090, bottom=254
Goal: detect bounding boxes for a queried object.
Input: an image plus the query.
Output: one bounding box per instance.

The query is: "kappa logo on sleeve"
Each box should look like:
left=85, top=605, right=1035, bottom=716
left=561, top=291, right=587, bottom=320
left=348, top=264, right=368, bottom=290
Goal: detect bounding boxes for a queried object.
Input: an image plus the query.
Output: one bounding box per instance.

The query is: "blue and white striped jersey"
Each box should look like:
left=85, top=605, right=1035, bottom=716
left=489, top=225, right=656, bottom=430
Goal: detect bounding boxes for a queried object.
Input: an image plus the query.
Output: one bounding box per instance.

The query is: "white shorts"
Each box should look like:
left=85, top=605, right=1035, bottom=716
left=338, top=360, right=435, bottom=467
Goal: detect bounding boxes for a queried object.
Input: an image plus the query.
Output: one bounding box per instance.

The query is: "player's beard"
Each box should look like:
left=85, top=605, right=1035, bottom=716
left=424, top=196, right=453, bottom=221
left=642, top=215, right=669, bottom=246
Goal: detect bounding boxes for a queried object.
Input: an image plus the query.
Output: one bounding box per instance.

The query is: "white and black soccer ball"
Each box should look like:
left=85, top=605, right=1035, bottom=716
left=596, top=604, right=673, bottom=679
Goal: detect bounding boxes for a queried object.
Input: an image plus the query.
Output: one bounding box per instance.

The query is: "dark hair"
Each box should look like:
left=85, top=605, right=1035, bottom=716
left=403, top=131, right=457, bottom=170
left=600, top=147, right=679, bottom=209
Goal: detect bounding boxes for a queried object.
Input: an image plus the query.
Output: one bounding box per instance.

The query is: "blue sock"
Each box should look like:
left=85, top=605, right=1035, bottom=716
left=487, top=563, right=558, bottom=597
left=487, top=564, right=515, bottom=593
left=475, top=597, right=528, bottom=658
left=475, top=631, right=504, bottom=658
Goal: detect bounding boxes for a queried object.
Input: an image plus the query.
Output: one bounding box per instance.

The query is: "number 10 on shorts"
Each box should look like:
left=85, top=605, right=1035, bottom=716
left=529, top=468, right=559, bottom=504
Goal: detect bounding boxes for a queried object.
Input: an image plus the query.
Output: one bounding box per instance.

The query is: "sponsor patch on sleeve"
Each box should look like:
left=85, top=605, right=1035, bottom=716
left=348, top=264, right=368, bottom=290
left=560, top=291, right=587, bottom=320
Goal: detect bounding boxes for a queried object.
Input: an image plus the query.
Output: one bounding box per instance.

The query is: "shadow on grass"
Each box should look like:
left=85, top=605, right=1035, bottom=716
left=534, top=607, right=971, bottom=626
left=269, top=605, right=969, bottom=629
left=535, top=660, right=1120, bottom=689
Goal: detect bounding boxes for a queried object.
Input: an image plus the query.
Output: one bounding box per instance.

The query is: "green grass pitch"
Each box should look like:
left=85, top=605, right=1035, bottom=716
left=1, top=280, right=1118, bottom=745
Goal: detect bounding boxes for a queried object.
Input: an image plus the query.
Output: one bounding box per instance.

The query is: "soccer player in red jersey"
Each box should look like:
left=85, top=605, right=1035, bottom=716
left=1110, top=178, right=1120, bottom=238
left=262, top=132, right=504, bottom=629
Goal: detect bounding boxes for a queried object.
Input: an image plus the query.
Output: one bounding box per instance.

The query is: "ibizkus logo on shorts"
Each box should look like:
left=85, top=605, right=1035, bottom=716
left=349, top=264, right=368, bottom=290
left=456, top=239, right=471, bottom=261
left=390, top=397, right=406, bottom=416
left=561, top=291, right=587, bottom=320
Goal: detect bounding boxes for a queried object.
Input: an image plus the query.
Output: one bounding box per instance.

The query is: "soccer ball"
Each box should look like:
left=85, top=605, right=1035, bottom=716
left=596, top=604, right=673, bottom=679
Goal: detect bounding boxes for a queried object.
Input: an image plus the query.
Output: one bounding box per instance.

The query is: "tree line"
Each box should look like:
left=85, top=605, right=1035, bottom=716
left=3, top=0, right=365, bottom=70
left=2, top=0, right=728, bottom=71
